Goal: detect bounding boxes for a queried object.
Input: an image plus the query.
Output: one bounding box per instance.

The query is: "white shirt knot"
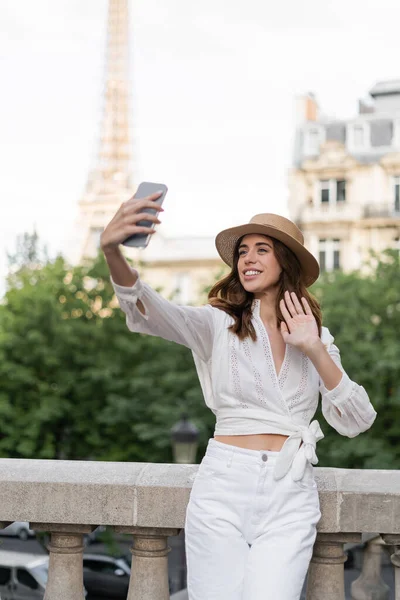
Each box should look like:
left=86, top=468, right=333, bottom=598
left=273, top=420, right=324, bottom=482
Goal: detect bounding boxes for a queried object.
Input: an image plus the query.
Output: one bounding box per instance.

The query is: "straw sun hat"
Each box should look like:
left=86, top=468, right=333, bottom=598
left=215, top=213, right=320, bottom=287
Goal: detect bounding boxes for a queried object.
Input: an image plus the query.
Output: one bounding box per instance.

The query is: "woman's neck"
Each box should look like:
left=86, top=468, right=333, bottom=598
left=255, top=289, right=279, bottom=330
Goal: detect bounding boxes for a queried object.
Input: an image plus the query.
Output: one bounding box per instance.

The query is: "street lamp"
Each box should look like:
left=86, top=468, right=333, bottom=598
left=170, top=412, right=199, bottom=464
left=170, top=412, right=199, bottom=593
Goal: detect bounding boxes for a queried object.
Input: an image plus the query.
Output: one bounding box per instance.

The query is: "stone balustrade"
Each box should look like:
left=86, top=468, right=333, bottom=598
left=0, top=459, right=399, bottom=599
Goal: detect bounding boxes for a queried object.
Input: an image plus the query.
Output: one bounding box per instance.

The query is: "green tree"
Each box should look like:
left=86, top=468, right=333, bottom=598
left=312, top=250, right=400, bottom=470
left=0, top=252, right=214, bottom=463
left=7, top=229, right=48, bottom=275
left=1, top=238, right=398, bottom=471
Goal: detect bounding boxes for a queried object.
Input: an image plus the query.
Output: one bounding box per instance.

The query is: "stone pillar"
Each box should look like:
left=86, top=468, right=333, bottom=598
left=351, top=535, right=390, bottom=600
left=381, top=534, right=400, bottom=599
left=32, top=523, right=94, bottom=600
left=113, top=526, right=180, bottom=600
left=306, top=533, right=361, bottom=600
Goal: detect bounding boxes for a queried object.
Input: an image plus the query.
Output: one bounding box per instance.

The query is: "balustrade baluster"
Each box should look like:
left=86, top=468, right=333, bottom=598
left=306, top=533, right=361, bottom=600
left=32, top=523, right=94, bottom=600
left=113, top=526, right=180, bottom=600
left=351, top=535, right=389, bottom=600
left=381, top=535, right=400, bottom=599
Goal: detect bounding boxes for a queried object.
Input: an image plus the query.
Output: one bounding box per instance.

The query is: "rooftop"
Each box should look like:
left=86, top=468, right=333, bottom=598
left=370, top=79, right=400, bottom=97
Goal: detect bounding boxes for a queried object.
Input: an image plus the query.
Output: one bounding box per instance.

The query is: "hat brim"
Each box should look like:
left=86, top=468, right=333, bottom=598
left=215, top=223, right=320, bottom=287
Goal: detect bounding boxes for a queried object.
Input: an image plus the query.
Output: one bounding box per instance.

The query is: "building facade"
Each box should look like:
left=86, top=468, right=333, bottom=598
left=289, top=82, right=400, bottom=273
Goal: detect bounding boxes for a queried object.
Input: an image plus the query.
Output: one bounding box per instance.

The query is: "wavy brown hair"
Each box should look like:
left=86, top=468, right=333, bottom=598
left=208, top=235, right=322, bottom=341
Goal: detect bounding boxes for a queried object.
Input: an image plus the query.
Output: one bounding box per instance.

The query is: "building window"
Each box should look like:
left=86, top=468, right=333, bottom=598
left=172, top=272, right=191, bottom=304
left=319, top=180, right=346, bottom=205
left=333, top=239, right=341, bottom=269
left=320, top=181, right=330, bottom=203
left=319, top=238, right=341, bottom=272
left=304, top=127, right=323, bottom=156
left=318, top=240, right=326, bottom=272
left=395, top=176, right=400, bottom=213
left=353, top=124, right=365, bottom=148
left=336, top=180, right=346, bottom=202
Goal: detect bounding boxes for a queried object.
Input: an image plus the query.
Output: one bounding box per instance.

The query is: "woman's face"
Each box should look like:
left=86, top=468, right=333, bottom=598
left=237, top=234, right=282, bottom=295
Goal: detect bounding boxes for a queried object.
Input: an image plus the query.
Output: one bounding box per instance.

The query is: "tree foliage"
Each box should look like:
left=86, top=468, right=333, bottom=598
left=311, top=250, right=400, bottom=470
left=0, top=241, right=398, bottom=470
left=0, top=253, right=214, bottom=463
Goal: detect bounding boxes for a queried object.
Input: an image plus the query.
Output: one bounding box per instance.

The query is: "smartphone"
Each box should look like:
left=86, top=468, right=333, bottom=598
left=122, top=182, right=168, bottom=248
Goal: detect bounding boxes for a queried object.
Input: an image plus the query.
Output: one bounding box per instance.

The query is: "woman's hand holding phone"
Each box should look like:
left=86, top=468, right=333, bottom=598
left=100, top=191, right=164, bottom=253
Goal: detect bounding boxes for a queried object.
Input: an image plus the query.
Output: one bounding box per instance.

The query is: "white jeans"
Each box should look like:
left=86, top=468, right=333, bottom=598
left=184, top=438, right=321, bottom=600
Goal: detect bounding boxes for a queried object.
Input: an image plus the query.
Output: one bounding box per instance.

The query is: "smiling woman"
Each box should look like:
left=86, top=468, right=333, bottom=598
left=103, top=207, right=377, bottom=600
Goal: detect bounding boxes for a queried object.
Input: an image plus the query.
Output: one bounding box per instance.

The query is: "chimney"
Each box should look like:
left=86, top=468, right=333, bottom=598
left=295, top=93, right=319, bottom=124
left=359, top=99, right=374, bottom=114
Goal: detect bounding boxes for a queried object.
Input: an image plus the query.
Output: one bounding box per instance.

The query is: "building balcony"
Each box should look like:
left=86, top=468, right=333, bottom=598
left=363, top=204, right=400, bottom=219
left=296, top=202, right=363, bottom=227
left=0, top=459, right=399, bottom=600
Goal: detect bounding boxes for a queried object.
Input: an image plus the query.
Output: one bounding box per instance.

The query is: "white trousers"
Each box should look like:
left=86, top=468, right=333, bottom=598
left=184, top=438, right=321, bottom=600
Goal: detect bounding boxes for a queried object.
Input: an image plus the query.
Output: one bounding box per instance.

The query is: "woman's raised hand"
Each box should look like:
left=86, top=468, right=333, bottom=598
left=279, top=291, right=319, bottom=352
left=100, top=191, right=164, bottom=252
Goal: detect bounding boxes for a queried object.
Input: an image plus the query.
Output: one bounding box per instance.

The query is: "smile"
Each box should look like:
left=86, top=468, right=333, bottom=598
left=243, top=270, right=262, bottom=278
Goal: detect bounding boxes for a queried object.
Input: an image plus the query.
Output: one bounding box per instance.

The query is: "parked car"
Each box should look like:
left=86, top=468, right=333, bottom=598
left=0, top=551, right=88, bottom=599
left=83, top=553, right=130, bottom=599
left=0, top=551, right=49, bottom=599
left=170, top=590, right=188, bottom=599
left=0, top=522, right=35, bottom=541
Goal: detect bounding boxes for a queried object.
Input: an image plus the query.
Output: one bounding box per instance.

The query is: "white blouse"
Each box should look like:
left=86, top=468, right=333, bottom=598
left=112, top=269, right=377, bottom=481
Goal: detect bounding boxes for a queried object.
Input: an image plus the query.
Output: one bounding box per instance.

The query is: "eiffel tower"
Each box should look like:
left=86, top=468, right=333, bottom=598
left=70, top=0, right=223, bottom=301
left=75, top=0, right=135, bottom=260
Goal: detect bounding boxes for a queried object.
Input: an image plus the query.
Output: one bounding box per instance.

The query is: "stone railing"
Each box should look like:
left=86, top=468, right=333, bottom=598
left=0, top=459, right=399, bottom=600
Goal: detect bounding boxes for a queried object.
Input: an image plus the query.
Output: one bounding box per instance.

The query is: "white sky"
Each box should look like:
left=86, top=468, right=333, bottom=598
left=1, top=0, right=400, bottom=287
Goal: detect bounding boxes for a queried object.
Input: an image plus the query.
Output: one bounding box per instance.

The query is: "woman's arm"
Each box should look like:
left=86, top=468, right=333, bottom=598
left=101, top=190, right=162, bottom=282
left=101, top=191, right=215, bottom=360
left=316, top=329, right=377, bottom=436
left=103, top=246, right=137, bottom=287
left=304, top=338, right=343, bottom=393
left=111, top=268, right=215, bottom=361
left=280, top=291, right=377, bottom=436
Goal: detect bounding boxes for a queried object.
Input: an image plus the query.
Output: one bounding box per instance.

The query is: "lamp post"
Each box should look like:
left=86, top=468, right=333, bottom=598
left=170, top=412, right=200, bottom=593
left=170, top=412, right=199, bottom=464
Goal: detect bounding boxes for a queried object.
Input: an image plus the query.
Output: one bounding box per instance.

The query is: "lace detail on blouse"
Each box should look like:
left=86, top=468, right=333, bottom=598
left=301, top=398, right=318, bottom=422
left=243, top=338, right=267, bottom=407
left=278, top=346, right=291, bottom=389
left=230, top=335, right=248, bottom=409
left=288, top=352, right=309, bottom=411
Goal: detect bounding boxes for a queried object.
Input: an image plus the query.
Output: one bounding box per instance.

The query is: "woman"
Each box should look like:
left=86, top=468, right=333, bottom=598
left=101, top=193, right=377, bottom=600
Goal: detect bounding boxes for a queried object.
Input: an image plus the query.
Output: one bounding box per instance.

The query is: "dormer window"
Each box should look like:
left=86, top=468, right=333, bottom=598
left=353, top=125, right=365, bottom=148
left=304, top=127, right=323, bottom=156
left=348, top=122, right=369, bottom=151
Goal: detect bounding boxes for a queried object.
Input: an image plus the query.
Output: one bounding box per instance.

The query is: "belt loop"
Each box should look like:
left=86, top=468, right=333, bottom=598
left=227, top=447, right=235, bottom=468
